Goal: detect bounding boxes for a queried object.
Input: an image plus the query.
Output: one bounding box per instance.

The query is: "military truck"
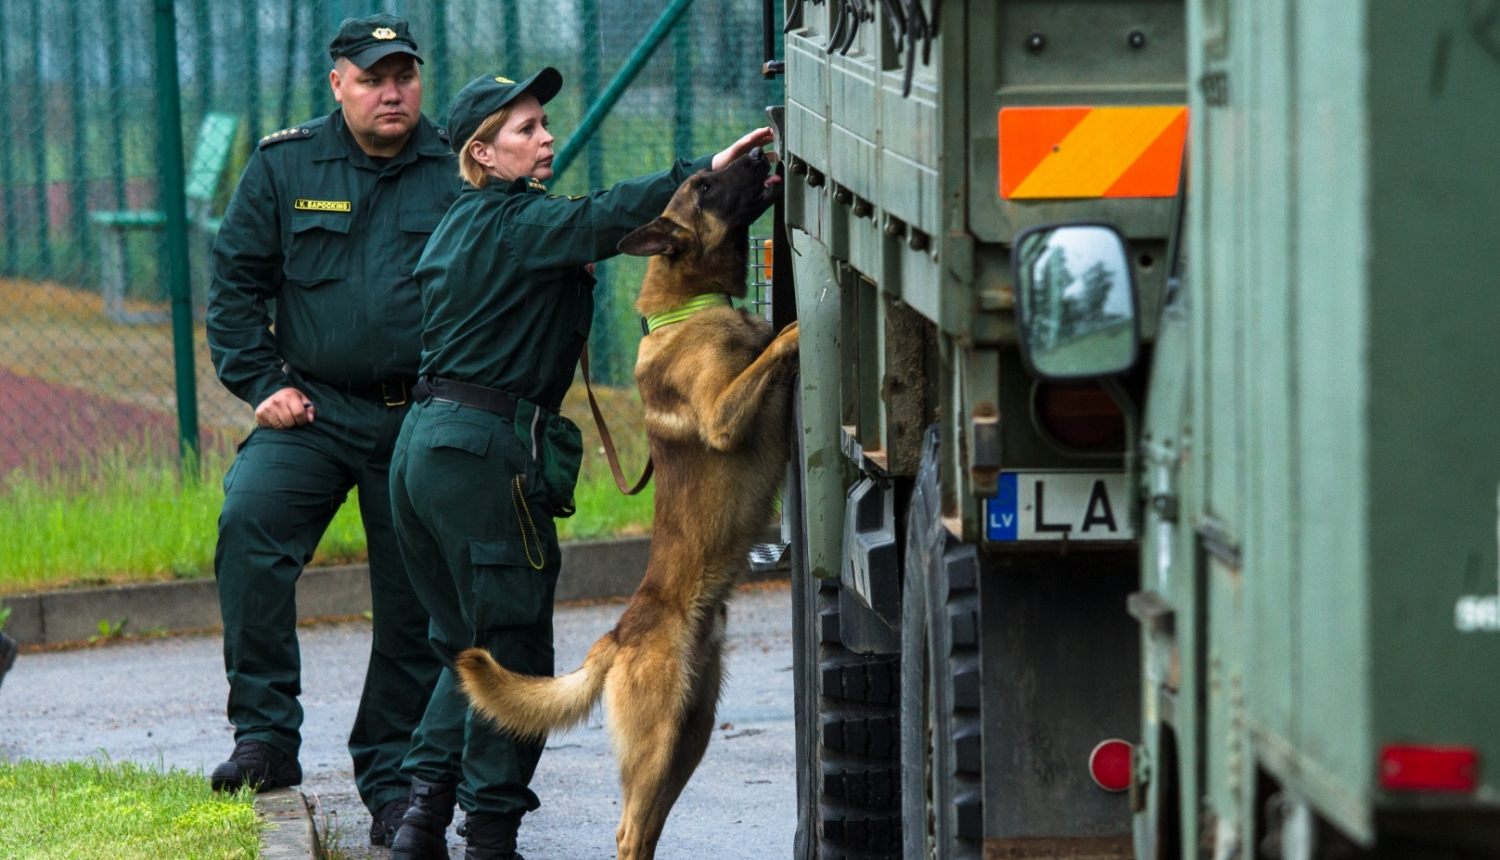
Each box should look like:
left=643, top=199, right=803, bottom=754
left=762, top=1, right=1500, bottom=858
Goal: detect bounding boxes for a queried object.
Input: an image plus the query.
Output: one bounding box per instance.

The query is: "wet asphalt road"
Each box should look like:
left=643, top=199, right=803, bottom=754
left=0, top=583, right=796, bottom=859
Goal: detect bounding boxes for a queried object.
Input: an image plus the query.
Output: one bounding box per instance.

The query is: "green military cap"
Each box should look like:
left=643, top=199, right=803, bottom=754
left=446, top=68, right=564, bottom=153
left=328, top=14, right=423, bottom=68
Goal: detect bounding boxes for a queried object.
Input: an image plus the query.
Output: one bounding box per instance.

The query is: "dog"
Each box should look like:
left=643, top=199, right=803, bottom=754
left=454, top=148, right=798, bottom=860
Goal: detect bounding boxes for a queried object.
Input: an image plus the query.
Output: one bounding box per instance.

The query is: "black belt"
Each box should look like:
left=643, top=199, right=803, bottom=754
left=301, top=374, right=416, bottom=407
left=413, top=376, right=522, bottom=419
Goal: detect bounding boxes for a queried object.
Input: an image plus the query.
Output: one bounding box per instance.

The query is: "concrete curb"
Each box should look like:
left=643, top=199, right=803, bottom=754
left=1, top=535, right=787, bottom=647
left=256, top=788, right=321, bottom=860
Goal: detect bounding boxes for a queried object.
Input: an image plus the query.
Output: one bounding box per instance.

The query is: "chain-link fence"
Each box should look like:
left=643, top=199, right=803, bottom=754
left=0, top=0, right=780, bottom=478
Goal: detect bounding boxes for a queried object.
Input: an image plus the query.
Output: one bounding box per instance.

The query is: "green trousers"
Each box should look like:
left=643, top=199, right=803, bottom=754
left=214, top=382, right=443, bottom=812
left=389, top=399, right=562, bottom=816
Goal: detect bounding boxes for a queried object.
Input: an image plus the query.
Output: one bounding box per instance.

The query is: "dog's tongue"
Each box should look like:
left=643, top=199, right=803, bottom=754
left=763, top=174, right=783, bottom=188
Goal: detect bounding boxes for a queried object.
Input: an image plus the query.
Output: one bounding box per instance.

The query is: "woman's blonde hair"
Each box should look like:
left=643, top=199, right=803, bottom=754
left=458, top=105, right=517, bottom=188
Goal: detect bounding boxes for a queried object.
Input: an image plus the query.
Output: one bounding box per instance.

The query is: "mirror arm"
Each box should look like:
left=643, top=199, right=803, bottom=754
left=1098, top=376, right=1142, bottom=533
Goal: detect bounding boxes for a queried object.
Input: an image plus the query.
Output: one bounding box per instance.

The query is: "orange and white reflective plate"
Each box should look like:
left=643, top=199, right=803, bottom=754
left=999, top=106, right=1187, bottom=199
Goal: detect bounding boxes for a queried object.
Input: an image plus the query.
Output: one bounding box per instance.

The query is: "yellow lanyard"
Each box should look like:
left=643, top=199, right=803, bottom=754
left=511, top=475, right=545, bottom=570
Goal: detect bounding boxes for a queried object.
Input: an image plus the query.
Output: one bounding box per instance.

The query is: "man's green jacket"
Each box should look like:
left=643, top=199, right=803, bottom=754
left=208, top=109, right=460, bottom=405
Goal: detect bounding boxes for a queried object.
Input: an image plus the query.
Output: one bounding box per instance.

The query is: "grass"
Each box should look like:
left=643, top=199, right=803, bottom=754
left=0, top=445, right=656, bottom=596
left=0, top=759, right=260, bottom=860
left=0, top=446, right=367, bottom=596
left=0, top=379, right=655, bottom=595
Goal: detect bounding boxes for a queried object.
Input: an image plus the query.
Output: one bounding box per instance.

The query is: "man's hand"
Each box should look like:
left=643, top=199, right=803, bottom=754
left=255, top=388, right=316, bottom=429
left=712, top=128, right=775, bottom=170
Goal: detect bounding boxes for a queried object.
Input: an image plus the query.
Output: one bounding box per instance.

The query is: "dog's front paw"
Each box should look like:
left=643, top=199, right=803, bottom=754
left=772, top=321, right=800, bottom=358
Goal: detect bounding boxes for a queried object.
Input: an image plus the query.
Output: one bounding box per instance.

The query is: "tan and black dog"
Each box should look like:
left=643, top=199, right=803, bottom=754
left=454, top=149, right=797, bottom=860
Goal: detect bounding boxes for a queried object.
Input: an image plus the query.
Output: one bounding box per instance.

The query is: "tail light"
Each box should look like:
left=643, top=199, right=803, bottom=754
left=1089, top=739, right=1133, bottom=792
left=1379, top=744, right=1478, bottom=792
left=1035, top=383, right=1125, bottom=449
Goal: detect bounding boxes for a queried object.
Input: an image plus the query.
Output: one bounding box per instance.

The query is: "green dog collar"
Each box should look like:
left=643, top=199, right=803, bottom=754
left=640, top=293, right=735, bottom=335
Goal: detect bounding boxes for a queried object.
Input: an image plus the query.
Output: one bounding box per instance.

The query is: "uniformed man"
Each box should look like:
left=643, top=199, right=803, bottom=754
left=382, top=70, right=771, bottom=860
left=206, top=14, right=457, bottom=848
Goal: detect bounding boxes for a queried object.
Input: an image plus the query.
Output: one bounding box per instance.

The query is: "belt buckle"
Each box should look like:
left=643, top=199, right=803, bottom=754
left=381, top=381, right=408, bottom=407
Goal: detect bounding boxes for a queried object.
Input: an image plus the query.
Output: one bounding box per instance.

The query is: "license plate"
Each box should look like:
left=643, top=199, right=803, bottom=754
left=985, top=471, right=1135, bottom=542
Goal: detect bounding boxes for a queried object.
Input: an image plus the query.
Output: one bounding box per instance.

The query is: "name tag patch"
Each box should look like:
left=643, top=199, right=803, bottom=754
left=294, top=199, right=352, bottom=212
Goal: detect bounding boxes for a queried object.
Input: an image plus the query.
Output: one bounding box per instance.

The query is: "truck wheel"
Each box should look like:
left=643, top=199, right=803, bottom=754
left=926, top=545, right=984, bottom=860
left=807, top=573, right=903, bottom=860
left=789, top=388, right=903, bottom=860
left=904, top=427, right=983, bottom=860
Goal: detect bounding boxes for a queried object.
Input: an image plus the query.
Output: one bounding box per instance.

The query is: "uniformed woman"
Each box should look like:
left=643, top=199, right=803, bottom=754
left=384, top=69, right=772, bottom=860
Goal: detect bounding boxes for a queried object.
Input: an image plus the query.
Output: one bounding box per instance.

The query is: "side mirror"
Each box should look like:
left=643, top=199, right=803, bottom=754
left=1014, top=223, right=1140, bottom=380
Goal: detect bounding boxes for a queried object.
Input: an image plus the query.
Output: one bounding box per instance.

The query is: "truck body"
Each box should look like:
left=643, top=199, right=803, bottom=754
left=1136, top=2, right=1500, bottom=856
left=769, top=0, right=1500, bottom=858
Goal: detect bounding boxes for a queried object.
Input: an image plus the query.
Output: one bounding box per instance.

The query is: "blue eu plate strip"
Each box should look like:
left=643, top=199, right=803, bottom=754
left=986, top=472, right=1019, bottom=541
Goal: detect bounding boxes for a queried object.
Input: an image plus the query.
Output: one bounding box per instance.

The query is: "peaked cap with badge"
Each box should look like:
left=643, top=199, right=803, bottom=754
left=329, top=13, right=424, bottom=68
left=446, top=68, right=563, bottom=151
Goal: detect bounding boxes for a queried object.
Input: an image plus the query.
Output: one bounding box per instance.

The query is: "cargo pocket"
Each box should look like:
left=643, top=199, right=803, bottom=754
left=468, top=537, right=555, bottom=630
left=285, top=212, right=352, bottom=286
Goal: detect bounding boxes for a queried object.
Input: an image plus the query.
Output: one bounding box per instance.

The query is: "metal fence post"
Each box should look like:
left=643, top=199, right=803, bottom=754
left=106, top=0, right=127, bottom=212
left=28, top=0, right=51, bottom=276
left=0, top=0, right=16, bottom=274
left=153, top=0, right=201, bottom=467
left=673, top=12, right=692, bottom=158
left=279, top=0, right=299, bottom=131
left=194, top=0, right=212, bottom=118
left=243, top=0, right=261, bottom=143
left=430, top=0, right=449, bottom=120
left=67, top=0, right=90, bottom=285
left=578, top=0, right=616, bottom=383
left=501, top=0, right=521, bottom=72
left=308, top=0, right=329, bottom=117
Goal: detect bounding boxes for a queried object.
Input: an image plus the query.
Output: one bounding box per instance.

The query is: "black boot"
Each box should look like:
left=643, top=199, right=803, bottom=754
left=460, top=811, right=525, bottom=860
left=389, top=777, right=458, bottom=860
left=0, top=632, right=16, bottom=691
left=209, top=740, right=302, bottom=792
left=369, top=796, right=410, bottom=847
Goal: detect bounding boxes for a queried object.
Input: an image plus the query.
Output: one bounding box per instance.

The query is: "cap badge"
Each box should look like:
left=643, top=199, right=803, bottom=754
left=372, top=27, right=398, bottom=40
left=495, top=76, right=515, bottom=84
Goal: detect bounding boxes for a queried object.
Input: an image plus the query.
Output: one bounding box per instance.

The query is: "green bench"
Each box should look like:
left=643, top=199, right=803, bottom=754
left=90, top=112, right=240, bottom=324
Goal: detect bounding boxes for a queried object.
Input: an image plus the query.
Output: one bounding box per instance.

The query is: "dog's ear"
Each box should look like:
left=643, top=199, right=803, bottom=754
left=618, top=217, right=689, bottom=258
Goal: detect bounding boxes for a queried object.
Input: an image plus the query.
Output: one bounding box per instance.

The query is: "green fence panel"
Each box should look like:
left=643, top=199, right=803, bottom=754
left=0, top=0, right=778, bottom=479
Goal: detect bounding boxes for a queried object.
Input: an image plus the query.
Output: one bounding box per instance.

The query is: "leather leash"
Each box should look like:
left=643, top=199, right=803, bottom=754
left=580, top=342, right=653, bottom=495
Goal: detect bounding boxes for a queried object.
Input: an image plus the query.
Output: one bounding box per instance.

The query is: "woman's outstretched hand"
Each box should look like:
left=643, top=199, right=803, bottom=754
left=712, top=127, right=775, bottom=170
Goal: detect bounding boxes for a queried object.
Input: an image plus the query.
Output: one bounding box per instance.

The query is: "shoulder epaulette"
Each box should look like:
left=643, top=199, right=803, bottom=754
left=435, top=126, right=450, bottom=142
left=258, top=126, right=315, bottom=149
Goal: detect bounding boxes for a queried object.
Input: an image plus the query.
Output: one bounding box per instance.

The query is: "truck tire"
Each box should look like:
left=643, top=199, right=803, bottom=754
left=809, top=574, right=903, bottom=860
left=790, top=387, right=903, bottom=860
left=927, top=545, right=984, bottom=860
left=903, top=427, right=982, bottom=860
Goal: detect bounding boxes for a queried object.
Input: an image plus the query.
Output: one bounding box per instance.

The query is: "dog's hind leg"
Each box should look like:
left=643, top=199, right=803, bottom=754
left=609, top=636, right=687, bottom=860
left=659, top=624, right=726, bottom=810
left=613, top=614, right=727, bottom=860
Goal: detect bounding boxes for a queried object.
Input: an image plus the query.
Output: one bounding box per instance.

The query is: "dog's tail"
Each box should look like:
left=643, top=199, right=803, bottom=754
left=455, top=631, right=620, bottom=741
